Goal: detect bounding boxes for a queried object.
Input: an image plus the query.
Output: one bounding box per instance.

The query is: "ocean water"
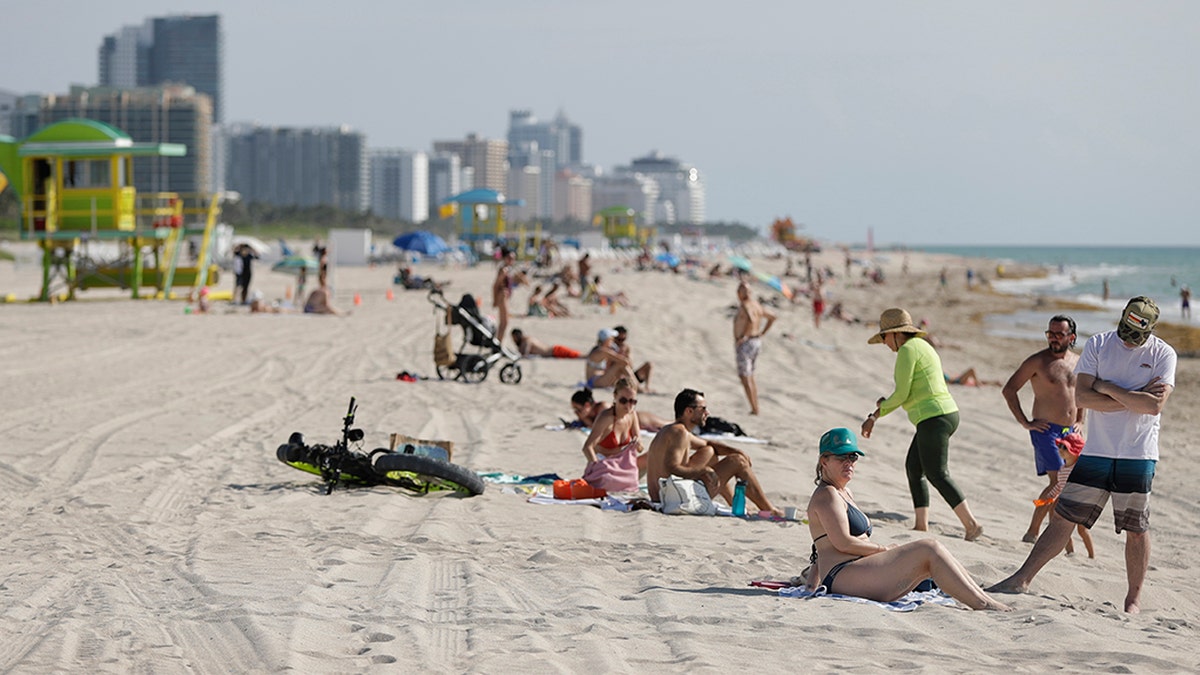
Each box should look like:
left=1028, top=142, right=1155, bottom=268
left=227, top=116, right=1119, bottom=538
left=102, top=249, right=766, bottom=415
left=915, top=245, right=1198, bottom=340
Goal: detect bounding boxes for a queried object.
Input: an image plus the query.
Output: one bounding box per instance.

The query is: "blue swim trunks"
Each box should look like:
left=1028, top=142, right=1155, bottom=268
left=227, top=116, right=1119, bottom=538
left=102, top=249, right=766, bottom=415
left=1029, top=426, right=1072, bottom=476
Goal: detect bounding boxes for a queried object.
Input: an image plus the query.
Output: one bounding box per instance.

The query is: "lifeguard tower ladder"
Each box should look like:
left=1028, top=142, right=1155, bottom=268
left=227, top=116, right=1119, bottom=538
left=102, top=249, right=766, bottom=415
left=0, top=118, right=222, bottom=302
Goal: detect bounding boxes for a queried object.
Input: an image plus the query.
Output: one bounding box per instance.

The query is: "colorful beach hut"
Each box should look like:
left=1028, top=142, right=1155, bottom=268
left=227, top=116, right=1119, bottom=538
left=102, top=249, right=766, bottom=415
left=440, top=188, right=540, bottom=257
left=0, top=118, right=223, bottom=301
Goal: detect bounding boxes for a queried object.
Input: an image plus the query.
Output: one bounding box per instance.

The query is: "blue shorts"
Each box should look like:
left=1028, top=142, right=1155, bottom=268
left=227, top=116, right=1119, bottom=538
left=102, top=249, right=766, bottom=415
left=1055, top=455, right=1155, bottom=533
left=1030, top=426, right=1071, bottom=476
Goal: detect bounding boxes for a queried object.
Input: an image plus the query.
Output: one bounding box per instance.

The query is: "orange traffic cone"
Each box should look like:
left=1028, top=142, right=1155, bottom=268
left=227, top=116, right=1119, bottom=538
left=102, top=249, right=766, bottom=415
left=386, top=288, right=394, bottom=301
left=353, top=293, right=362, bottom=306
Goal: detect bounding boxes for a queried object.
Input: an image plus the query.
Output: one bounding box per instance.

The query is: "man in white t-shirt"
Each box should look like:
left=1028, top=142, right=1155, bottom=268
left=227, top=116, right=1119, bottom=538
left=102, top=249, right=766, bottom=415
left=990, top=297, right=1176, bottom=613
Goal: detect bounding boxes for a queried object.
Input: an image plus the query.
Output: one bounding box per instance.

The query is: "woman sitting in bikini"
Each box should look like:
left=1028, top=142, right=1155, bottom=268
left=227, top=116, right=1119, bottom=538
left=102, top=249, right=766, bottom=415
left=579, top=378, right=645, bottom=492
left=806, top=428, right=1011, bottom=611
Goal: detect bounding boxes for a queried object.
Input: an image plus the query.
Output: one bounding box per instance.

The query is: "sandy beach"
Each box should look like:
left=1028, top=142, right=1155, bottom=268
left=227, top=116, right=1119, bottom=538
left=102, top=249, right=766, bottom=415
left=0, top=244, right=1197, bottom=672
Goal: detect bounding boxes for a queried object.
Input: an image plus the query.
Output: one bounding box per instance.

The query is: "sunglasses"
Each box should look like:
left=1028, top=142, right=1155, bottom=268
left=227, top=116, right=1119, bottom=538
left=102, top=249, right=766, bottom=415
left=1045, top=330, right=1071, bottom=338
left=825, top=453, right=859, bottom=463
left=617, top=397, right=638, bottom=405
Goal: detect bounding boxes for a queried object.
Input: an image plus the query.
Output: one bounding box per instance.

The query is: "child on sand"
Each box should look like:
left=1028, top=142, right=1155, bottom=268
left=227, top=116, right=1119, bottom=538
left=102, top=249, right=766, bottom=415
left=1032, top=432, right=1095, bottom=558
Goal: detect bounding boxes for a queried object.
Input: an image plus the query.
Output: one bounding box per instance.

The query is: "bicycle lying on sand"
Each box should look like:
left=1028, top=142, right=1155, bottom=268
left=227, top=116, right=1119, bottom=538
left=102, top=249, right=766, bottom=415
left=276, top=397, right=485, bottom=497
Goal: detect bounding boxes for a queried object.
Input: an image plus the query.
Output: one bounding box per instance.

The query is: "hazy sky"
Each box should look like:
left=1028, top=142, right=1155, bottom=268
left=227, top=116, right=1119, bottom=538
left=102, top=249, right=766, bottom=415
left=4, top=1, right=1198, bottom=246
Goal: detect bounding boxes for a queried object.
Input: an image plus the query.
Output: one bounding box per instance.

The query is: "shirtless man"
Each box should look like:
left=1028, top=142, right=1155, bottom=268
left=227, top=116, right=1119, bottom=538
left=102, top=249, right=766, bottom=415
left=646, top=388, right=783, bottom=517
left=510, top=328, right=580, bottom=359
left=732, top=280, right=776, bottom=415
left=492, top=249, right=517, bottom=343
left=1001, top=315, right=1084, bottom=543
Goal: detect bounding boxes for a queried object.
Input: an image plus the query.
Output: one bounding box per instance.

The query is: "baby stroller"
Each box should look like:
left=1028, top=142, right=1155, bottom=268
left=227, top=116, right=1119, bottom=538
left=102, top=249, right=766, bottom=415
left=429, top=288, right=522, bottom=384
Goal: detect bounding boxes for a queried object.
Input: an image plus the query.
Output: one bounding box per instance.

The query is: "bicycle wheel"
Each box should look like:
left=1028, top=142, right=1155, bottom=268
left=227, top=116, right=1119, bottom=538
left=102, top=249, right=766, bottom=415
left=373, top=453, right=485, bottom=496
left=499, top=362, right=521, bottom=384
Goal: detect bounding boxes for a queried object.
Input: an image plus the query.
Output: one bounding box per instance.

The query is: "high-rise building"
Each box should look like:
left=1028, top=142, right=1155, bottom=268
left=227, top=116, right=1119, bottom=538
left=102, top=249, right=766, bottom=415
left=553, top=168, right=593, bottom=223
left=507, top=109, right=583, bottom=219
left=591, top=170, right=659, bottom=226
left=226, top=124, right=366, bottom=212
left=99, top=14, right=224, bottom=122
left=9, top=84, right=212, bottom=195
left=427, top=152, right=462, bottom=219
left=432, top=133, right=507, bottom=193
left=0, top=89, right=17, bottom=137
left=369, top=149, right=429, bottom=223
left=616, top=151, right=706, bottom=225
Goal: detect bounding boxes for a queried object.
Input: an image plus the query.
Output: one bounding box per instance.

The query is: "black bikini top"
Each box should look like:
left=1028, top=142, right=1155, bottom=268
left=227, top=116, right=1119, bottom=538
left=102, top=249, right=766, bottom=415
left=810, top=488, right=873, bottom=564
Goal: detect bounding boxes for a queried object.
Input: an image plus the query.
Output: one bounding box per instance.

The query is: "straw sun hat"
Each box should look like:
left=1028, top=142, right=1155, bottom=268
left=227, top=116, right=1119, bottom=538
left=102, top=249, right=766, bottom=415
left=867, top=308, right=928, bottom=345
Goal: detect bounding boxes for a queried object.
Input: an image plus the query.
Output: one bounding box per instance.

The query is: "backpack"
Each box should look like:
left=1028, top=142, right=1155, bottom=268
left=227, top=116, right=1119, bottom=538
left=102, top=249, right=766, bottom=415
left=701, top=416, right=746, bottom=437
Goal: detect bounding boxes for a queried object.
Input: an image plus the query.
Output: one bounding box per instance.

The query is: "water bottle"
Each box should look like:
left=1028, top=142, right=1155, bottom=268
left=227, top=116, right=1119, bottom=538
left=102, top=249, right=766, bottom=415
left=732, top=479, right=747, bottom=517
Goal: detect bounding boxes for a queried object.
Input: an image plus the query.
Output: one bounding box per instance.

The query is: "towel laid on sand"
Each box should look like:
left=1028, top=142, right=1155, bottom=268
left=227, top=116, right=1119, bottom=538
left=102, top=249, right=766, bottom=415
left=777, top=585, right=957, bottom=612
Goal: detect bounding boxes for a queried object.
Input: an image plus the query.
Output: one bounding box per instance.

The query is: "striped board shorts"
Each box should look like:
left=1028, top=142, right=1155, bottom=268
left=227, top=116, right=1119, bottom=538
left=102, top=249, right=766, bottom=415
left=1054, top=455, right=1155, bottom=534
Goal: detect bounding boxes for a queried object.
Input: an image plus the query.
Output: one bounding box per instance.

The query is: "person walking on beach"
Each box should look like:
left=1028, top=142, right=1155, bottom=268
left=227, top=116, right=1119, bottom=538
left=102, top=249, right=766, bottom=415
left=1181, top=285, right=1191, bottom=320
left=1001, top=315, right=1085, bottom=544
left=493, top=248, right=517, bottom=344
left=646, top=388, right=783, bottom=517
left=861, top=308, right=983, bottom=541
left=990, top=297, right=1176, bottom=613
left=733, top=280, right=776, bottom=415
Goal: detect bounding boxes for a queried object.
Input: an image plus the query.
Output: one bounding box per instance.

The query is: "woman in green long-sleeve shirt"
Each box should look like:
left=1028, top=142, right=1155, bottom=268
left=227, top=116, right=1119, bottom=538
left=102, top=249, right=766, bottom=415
left=861, top=308, right=983, bottom=541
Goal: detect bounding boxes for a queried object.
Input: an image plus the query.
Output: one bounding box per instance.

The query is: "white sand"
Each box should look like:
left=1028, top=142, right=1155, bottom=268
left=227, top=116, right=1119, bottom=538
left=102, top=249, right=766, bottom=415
left=0, top=245, right=1196, bottom=672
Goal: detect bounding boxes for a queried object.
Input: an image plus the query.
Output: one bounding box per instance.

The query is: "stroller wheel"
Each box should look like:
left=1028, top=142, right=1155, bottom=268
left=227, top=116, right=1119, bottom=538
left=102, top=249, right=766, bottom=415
left=499, top=362, right=522, bottom=384
left=436, top=364, right=451, bottom=380
left=461, top=355, right=489, bottom=384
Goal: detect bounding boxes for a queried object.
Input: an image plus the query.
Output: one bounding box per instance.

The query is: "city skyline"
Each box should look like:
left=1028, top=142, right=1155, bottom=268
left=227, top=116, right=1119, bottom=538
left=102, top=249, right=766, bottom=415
left=3, top=2, right=1198, bottom=246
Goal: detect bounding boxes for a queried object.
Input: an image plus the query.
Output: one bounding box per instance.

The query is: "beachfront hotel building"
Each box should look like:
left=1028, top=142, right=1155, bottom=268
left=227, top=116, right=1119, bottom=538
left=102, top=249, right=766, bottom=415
left=432, top=134, right=507, bottom=193
left=7, top=84, right=212, bottom=195
left=591, top=171, right=660, bottom=226
left=369, top=149, right=429, bottom=223
left=99, top=14, right=224, bottom=123
left=427, top=153, right=464, bottom=220
left=553, top=168, right=594, bottom=224
left=225, top=124, right=367, bottom=212
left=616, top=151, right=706, bottom=225
left=507, top=109, right=583, bottom=219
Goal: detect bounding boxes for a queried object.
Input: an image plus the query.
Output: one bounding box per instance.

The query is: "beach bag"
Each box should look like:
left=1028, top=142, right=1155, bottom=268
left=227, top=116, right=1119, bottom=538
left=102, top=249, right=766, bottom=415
left=434, top=330, right=455, bottom=366
left=659, top=477, right=717, bottom=516
left=701, top=416, right=747, bottom=437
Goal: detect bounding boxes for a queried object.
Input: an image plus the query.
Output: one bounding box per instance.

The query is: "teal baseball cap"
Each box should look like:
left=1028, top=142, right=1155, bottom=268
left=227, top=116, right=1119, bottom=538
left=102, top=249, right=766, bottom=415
left=819, top=428, right=865, bottom=456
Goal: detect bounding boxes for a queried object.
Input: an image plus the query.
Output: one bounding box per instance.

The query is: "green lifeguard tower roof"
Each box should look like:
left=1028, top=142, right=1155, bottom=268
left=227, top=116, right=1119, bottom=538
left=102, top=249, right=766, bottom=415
left=19, top=118, right=186, bottom=159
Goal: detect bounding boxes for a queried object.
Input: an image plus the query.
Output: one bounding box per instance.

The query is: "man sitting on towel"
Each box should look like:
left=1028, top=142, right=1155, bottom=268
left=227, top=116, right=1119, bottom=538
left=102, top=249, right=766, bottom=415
left=647, top=388, right=783, bottom=517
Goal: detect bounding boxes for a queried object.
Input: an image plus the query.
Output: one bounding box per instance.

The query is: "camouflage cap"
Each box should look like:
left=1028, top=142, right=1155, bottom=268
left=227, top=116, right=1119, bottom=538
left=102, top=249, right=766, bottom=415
left=1116, top=296, right=1159, bottom=346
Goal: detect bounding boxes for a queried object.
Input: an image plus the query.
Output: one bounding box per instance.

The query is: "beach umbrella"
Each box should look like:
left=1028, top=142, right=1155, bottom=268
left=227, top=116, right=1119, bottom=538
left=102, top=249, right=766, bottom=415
left=271, top=256, right=318, bottom=275
left=728, top=255, right=753, bottom=272
left=393, top=230, right=450, bottom=256
left=655, top=252, right=681, bottom=268
left=231, top=235, right=270, bottom=255
left=753, top=270, right=794, bottom=299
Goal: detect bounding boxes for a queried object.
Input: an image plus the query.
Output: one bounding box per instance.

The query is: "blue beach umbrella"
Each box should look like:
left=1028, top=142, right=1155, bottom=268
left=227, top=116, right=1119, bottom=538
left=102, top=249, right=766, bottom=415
left=393, top=230, right=450, bottom=256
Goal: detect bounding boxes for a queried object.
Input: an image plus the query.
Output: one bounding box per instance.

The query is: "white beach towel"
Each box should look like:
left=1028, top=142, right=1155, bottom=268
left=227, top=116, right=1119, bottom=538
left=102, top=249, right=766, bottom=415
left=778, top=585, right=957, bottom=612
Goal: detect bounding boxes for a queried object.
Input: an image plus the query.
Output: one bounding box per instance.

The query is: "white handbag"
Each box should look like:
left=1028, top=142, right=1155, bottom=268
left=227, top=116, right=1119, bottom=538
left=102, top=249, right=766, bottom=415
left=658, top=477, right=717, bottom=516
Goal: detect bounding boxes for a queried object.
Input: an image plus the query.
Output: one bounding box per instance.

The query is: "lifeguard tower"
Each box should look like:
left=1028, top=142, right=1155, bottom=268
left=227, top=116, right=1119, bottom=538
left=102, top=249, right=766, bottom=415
left=595, top=206, right=653, bottom=248
left=0, top=118, right=222, bottom=301
left=441, top=188, right=539, bottom=258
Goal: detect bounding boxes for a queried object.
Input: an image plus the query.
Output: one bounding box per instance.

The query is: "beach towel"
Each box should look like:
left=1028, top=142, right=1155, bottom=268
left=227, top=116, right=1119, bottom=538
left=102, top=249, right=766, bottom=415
left=774, top=584, right=957, bottom=612
left=581, top=439, right=640, bottom=492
